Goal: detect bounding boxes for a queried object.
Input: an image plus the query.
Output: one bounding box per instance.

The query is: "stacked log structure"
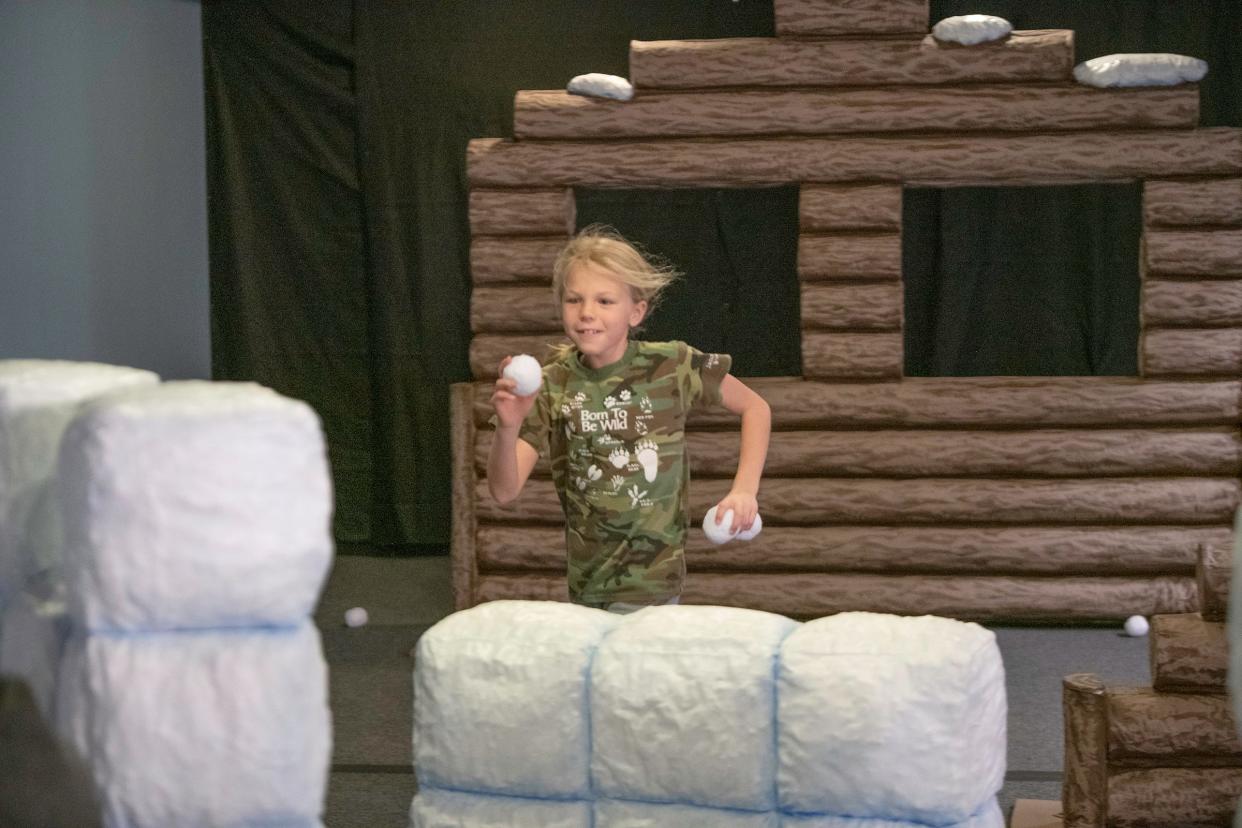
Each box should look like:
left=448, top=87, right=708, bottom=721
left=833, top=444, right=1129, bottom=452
left=456, top=0, right=1242, bottom=619
left=1063, top=543, right=1241, bottom=827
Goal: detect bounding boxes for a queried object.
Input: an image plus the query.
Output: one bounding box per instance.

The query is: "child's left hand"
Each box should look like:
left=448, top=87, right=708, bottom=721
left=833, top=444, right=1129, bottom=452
left=712, top=491, right=759, bottom=535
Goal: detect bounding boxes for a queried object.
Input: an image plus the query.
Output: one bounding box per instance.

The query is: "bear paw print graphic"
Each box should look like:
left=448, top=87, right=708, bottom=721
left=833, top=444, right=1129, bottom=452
left=635, top=439, right=659, bottom=482
left=609, top=447, right=629, bottom=468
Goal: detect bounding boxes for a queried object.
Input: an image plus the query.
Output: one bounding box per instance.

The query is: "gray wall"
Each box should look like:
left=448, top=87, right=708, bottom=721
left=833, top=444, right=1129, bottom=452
left=1, top=0, right=209, bottom=380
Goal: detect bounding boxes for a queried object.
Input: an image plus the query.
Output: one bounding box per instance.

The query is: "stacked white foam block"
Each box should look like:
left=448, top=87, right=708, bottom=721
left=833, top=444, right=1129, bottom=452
left=411, top=601, right=1006, bottom=828
left=0, top=360, right=158, bottom=713
left=52, top=380, right=334, bottom=827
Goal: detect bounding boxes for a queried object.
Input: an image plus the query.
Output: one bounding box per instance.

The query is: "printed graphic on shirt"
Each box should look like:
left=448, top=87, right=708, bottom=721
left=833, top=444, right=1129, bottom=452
left=512, top=341, right=731, bottom=605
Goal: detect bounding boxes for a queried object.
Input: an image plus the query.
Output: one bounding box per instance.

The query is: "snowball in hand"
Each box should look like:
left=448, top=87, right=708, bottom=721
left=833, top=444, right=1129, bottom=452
left=1123, top=615, right=1149, bottom=637
left=736, top=512, right=762, bottom=541
left=502, top=354, right=542, bottom=396
left=702, top=505, right=737, bottom=545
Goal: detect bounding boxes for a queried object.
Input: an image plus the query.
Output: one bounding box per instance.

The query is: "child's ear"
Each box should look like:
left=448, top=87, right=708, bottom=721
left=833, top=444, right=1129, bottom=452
left=630, top=299, right=648, bottom=327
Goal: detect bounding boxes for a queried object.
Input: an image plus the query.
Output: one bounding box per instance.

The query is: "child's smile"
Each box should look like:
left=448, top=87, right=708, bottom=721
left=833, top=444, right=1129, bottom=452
left=562, top=261, right=648, bottom=370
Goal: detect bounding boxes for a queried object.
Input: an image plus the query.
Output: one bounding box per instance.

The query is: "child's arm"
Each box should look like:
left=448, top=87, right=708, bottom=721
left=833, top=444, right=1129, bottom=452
left=487, top=357, right=540, bottom=505
left=711, top=374, right=771, bottom=534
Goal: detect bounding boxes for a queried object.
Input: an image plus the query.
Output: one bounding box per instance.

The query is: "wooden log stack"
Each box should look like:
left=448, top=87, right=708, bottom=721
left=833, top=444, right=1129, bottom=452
left=457, top=0, right=1242, bottom=622
left=1063, top=543, right=1240, bottom=827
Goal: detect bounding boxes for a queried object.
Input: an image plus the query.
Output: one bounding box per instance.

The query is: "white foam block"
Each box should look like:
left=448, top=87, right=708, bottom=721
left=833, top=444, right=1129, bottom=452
left=595, top=798, right=779, bottom=827
left=57, top=380, right=333, bottom=631
left=566, top=73, right=634, bottom=101
left=1073, top=53, right=1207, bottom=88
left=781, top=798, right=1004, bottom=828
left=0, top=582, right=70, bottom=718
left=931, top=15, right=1012, bottom=45
left=590, top=605, right=797, bottom=810
left=414, top=600, right=620, bottom=799
left=55, top=620, right=330, bottom=827
left=0, top=360, right=157, bottom=600
left=778, top=612, right=1006, bottom=824
left=410, top=789, right=590, bottom=828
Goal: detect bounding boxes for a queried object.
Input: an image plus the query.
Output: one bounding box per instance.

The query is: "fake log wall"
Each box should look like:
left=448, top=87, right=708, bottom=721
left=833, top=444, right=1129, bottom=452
left=457, top=7, right=1242, bottom=622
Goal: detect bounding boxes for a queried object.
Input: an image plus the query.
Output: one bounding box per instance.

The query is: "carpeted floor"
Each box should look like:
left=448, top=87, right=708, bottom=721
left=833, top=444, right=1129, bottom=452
left=316, top=556, right=1151, bottom=828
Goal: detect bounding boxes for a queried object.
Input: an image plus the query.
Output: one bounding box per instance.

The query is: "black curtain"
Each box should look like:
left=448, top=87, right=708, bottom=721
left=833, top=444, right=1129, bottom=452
left=204, top=1, right=1241, bottom=552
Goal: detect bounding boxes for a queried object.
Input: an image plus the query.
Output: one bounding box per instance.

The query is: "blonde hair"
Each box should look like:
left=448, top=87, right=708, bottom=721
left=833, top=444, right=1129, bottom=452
left=552, top=224, right=679, bottom=329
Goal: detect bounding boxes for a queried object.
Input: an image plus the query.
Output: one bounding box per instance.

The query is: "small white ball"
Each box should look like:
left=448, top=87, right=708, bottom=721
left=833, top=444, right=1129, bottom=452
left=1124, top=615, right=1149, bottom=637
left=502, top=354, right=542, bottom=396
left=344, top=606, right=369, bottom=628
left=702, top=505, right=738, bottom=545
left=736, top=512, right=763, bottom=541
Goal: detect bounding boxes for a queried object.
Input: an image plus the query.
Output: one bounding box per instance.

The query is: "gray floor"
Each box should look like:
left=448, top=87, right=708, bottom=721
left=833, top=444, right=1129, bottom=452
left=317, top=556, right=1150, bottom=828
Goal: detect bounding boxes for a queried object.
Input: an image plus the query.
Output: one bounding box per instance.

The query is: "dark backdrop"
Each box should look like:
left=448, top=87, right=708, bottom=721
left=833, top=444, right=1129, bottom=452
left=203, top=1, right=1242, bottom=552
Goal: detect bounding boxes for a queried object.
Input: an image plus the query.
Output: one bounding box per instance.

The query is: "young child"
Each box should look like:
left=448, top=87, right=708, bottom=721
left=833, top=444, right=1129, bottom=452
left=487, top=225, right=771, bottom=612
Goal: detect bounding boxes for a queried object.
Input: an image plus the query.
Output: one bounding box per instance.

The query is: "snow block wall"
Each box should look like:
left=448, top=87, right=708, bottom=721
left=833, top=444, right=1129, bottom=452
left=0, top=371, right=336, bottom=828
left=0, top=360, right=158, bottom=711
left=411, top=601, right=1007, bottom=828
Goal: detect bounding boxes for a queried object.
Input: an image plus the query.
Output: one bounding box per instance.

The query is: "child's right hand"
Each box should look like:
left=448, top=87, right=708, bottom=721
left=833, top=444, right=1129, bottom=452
left=491, top=356, right=538, bottom=428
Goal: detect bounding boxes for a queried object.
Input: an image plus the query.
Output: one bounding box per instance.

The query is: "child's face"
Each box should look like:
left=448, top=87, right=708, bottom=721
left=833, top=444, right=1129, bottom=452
left=561, top=261, right=648, bottom=370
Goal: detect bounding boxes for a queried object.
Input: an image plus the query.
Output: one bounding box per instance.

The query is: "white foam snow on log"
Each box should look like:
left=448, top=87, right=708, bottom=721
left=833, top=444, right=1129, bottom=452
left=931, top=15, right=1012, bottom=45
left=57, top=380, right=333, bottom=631
left=410, top=789, right=591, bottom=828
left=55, top=620, right=330, bottom=827
left=0, top=360, right=157, bottom=603
left=590, top=605, right=797, bottom=810
left=414, top=600, right=620, bottom=798
left=781, top=799, right=1004, bottom=828
left=595, top=799, right=779, bottom=827
left=778, top=612, right=1006, bottom=824
left=1073, top=53, right=1207, bottom=87
left=567, top=73, right=634, bottom=101
left=0, top=581, right=69, bottom=718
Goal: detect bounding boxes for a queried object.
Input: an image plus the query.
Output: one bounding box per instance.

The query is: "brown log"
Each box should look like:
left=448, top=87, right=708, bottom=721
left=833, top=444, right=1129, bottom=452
left=800, top=282, right=902, bottom=330
left=1145, top=229, right=1242, bottom=276
left=1143, top=280, right=1242, bottom=327
left=477, top=476, right=1240, bottom=526
left=799, top=233, right=902, bottom=280
left=473, top=573, right=1196, bottom=621
left=1142, top=328, right=1242, bottom=377
left=477, top=427, right=1242, bottom=479
left=466, top=129, right=1242, bottom=189
left=476, top=524, right=1223, bottom=576
left=469, top=188, right=573, bottom=236
left=802, top=332, right=903, bottom=379
left=1063, top=673, right=1108, bottom=828
left=630, top=31, right=1074, bottom=89
left=1198, top=542, right=1232, bottom=622
left=470, top=334, right=570, bottom=380
left=1150, top=613, right=1226, bottom=693
left=1144, top=178, right=1242, bottom=228
left=470, top=377, right=1242, bottom=429
left=450, top=383, right=478, bottom=612
left=775, top=0, right=927, bottom=36
left=471, top=286, right=558, bottom=334
left=800, top=184, right=901, bottom=231
left=1107, top=768, right=1242, bottom=828
left=470, top=235, right=566, bottom=284
left=1108, top=687, right=1241, bottom=760
left=514, top=85, right=1196, bottom=140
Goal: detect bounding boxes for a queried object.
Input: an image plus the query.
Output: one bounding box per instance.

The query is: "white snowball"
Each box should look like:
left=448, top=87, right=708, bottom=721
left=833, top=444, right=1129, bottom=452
left=502, top=354, right=543, bottom=397
left=345, top=606, right=369, bottom=628
left=566, top=73, right=634, bottom=102
left=1074, top=53, right=1207, bottom=88
left=702, top=506, right=738, bottom=545
left=736, top=512, right=762, bottom=541
left=1124, top=615, right=1149, bottom=637
left=931, top=15, right=1012, bottom=46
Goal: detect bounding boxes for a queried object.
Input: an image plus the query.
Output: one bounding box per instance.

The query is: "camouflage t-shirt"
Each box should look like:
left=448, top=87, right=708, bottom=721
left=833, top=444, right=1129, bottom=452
left=516, top=340, right=731, bottom=605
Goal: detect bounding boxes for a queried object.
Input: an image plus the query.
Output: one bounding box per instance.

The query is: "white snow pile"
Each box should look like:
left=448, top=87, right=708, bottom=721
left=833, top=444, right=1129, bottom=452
left=412, top=601, right=1007, bottom=828
left=1073, top=53, right=1208, bottom=88
left=931, top=15, right=1012, bottom=46
left=567, top=73, right=634, bottom=101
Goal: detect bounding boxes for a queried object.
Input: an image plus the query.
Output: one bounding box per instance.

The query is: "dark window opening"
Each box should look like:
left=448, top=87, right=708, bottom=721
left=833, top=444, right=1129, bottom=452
left=573, top=187, right=802, bottom=377
left=902, top=183, right=1142, bottom=377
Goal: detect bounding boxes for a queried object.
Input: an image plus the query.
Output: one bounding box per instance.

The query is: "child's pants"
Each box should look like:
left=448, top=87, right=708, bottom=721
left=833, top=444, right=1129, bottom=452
left=603, top=595, right=680, bottom=614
